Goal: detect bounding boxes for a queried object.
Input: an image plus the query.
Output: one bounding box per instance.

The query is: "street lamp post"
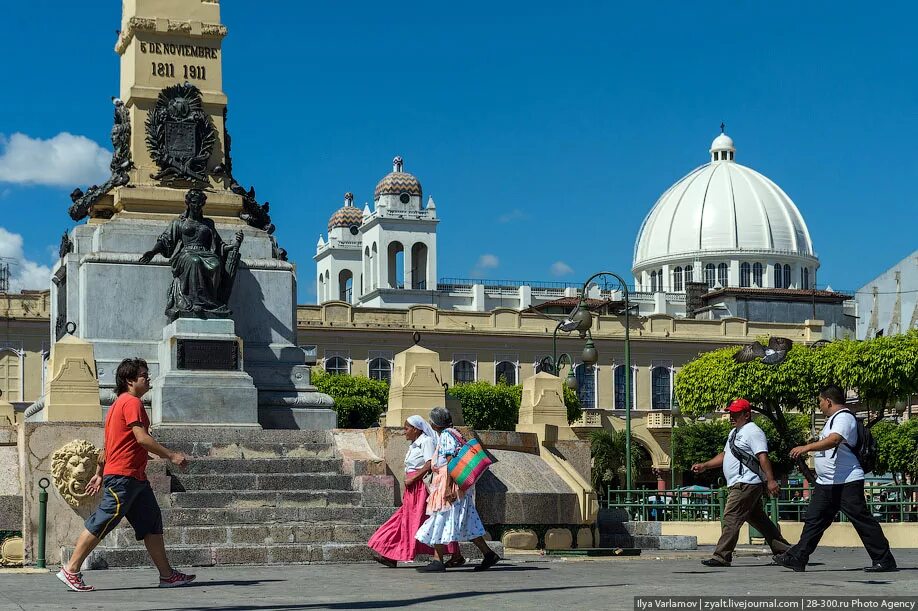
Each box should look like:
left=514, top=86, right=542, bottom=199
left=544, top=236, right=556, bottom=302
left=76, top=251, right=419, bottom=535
left=560, top=272, right=633, bottom=492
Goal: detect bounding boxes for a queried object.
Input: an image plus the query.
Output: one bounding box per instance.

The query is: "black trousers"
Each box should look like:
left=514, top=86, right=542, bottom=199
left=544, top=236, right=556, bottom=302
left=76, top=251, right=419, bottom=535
left=787, top=480, right=895, bottom=565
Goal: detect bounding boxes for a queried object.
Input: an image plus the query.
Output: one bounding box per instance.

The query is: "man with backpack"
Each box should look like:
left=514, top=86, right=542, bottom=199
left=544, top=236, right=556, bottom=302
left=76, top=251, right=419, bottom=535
left=692, top=398, right=791, bottom=567
left=773, top=385, right=897, bottom=573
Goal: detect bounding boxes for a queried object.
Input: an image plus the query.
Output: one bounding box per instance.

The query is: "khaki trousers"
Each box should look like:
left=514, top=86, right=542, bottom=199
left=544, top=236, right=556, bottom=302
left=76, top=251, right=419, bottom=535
left=713, top=483, right=791, bottom=564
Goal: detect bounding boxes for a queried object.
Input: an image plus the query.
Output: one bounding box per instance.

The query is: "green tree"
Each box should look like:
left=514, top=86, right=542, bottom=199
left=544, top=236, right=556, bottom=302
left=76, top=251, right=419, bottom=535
left=873, top=419, right=918, bottom=483
left=563, top=385, right=584, bottom=425
left=813, top=331, right=918, bottom=424
left=590, top=428, right=648, bottom=496
left=311, top=368, right=389, bottom=428
left=447, top=381, right=521, bottom=430
left=672, top=419, right=731, bottom=486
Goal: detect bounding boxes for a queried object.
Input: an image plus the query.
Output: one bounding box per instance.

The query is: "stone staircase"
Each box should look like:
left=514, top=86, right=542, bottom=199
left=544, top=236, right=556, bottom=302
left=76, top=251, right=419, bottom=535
left=64, top=428, right=400, bottom=568
left=597, top=508, right=697, bottom=551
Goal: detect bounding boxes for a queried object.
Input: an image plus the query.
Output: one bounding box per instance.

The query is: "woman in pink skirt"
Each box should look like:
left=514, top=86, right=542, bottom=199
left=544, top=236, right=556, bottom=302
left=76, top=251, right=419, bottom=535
left=368, top=415, right=460, bottom=567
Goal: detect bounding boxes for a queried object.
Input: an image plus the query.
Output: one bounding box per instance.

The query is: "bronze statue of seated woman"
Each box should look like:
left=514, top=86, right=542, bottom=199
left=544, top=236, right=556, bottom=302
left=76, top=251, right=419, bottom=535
left=139, top=189, right=243, bottom=321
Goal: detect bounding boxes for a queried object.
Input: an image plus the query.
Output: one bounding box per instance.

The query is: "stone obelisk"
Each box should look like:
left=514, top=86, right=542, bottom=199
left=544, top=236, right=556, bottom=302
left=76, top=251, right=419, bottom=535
left=45, top=0, right=334, bottom=429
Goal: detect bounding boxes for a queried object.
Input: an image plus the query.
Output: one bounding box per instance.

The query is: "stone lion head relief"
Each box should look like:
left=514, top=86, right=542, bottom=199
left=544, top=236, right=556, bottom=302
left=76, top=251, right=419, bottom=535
left=51, top=440, right=101, bottom=508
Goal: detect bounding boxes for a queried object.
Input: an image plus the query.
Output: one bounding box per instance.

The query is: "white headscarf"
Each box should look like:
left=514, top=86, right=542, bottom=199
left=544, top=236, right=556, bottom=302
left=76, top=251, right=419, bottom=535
left=406, top=414, right=437, bottom=441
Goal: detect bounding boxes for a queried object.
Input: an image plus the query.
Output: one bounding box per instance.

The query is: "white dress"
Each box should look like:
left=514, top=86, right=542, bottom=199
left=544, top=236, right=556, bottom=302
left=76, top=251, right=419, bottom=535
left=415, top=429, right=486, bottom=546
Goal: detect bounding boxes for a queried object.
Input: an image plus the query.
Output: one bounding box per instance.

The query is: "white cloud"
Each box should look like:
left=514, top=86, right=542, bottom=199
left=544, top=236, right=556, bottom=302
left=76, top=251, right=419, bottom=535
left=0, top=132, right=110, bottom=187
left=550, top=261, right=574, bottom=277
left=471, top=253, right=499, bottom=277
left=497, top=208, right=528, bottom=224
left=0, top=227, right=52, bottom=291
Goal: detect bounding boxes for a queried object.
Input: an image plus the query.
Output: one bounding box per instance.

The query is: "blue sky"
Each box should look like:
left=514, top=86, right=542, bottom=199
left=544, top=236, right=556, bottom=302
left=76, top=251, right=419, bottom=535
left=1, top=2, right=916, bottom=302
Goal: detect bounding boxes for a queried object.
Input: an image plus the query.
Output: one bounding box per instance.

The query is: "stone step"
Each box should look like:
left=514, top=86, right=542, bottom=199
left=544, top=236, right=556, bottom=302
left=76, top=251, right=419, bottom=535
left=65, top=541, right=504, bottom=568
left=176, top=457, right=342, bottom=475
left=168, top=489, right=363, bottom=509
left=160, top=506, right=398, bottom=526
left=631, top=535, right=697, bottom=550
left=170, top=473, right=354, bottom=492
left=108, top=523, right=380, bottom=548
left=153, top=428, right=332, bottom=445
left=165, top=441, right=335, bottom=459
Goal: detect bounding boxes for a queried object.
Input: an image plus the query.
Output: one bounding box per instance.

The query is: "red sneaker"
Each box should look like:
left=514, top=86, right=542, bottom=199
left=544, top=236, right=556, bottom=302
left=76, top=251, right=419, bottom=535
left=56, top=568, right=94, bottom=592
left=158, top=570, right=196, bottom=588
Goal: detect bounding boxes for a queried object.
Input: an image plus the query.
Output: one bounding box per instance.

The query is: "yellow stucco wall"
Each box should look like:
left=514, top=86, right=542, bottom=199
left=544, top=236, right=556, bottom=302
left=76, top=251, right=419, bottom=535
left=661, top=521, right=918, bottom=548
left=0, top=291, right=50, bottom=404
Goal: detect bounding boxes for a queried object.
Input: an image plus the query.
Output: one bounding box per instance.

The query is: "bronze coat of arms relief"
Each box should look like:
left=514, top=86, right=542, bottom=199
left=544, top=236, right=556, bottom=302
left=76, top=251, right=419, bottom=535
left=145, top=82, right=217, bottom=185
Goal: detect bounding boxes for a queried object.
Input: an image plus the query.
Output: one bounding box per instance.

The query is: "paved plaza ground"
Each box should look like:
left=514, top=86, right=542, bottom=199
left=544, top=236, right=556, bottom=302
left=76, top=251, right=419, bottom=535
left=1, top=547, right=915, bottom=610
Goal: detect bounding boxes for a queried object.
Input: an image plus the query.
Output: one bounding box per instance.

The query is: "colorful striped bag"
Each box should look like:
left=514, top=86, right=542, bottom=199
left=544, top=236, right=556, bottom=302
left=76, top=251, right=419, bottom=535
left=446, top=430, right=494, bottom=491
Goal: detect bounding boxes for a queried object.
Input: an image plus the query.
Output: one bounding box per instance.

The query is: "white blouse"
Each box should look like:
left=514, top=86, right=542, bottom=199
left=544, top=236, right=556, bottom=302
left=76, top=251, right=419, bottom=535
left=404, top=435, right=436, bottom=472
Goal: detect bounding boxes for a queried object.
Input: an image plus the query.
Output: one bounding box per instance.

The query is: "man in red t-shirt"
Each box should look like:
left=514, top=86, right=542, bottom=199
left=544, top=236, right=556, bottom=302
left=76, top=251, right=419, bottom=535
left=58, top=358, right=195, bottom=592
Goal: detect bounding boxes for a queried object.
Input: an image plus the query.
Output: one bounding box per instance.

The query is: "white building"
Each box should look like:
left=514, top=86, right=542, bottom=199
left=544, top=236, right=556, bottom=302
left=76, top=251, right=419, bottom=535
left=856, top=249, right=918, bottom=339
left=315, top=135, right=855, bottom=336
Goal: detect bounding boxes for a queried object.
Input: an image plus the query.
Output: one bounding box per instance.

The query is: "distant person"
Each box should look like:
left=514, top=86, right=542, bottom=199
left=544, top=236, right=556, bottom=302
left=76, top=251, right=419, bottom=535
left=57, top=358, right=195, bottom=592
left=692, top=398, right=791, bottom=567
left=773, top=385, right=897, bottom=573
left=415, top=407, right=500, bottom=572
left=368, top=416, right=460, bottom=567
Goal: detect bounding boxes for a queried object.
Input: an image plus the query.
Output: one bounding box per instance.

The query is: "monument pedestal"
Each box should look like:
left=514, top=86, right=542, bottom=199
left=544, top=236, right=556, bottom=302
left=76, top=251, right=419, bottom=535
left=152, top=319, right=259, bottom=427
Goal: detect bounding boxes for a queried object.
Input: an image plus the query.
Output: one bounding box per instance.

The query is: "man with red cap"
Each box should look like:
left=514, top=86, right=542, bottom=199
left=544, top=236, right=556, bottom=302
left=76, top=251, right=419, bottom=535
left=692, top=398, right=792, bottom=567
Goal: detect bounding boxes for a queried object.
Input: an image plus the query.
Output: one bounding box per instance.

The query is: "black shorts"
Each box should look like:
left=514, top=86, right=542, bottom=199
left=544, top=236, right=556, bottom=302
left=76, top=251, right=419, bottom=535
left=84, top=475, right=164, bottom=541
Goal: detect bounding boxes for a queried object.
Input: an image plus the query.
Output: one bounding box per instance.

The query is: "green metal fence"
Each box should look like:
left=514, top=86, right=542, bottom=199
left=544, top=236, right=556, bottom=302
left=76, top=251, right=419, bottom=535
left=603, top=484, right=918, bottom=523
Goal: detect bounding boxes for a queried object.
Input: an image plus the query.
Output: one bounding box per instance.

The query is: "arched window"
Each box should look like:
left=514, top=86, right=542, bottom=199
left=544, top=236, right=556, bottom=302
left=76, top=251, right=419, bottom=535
left=802, top=267, right=810, bottom=290
left=453, top=360, right=475, bottom=384
left=704, top=264, right=716, bottom=289
left=740, top=262, right=751, bottom=288
left=774, top=263, right=783, bottom=288
left=684, top=265, right=693, bottom=284
left=495, top=361, right=517, bottom=385
left=783, top=264, right=792, bottom=289
left=717, top=263, right=728, bottom=287
left=318, top=274, right=325, bottom=302
left=325, top=356, right=349, bottom=376
left=651, top=366, right=672, bottom=410
left=338, top=270, right=353, bottom=302
left=387, top=242, right=404, bottom=289
left=368, top=358, right=391, bottom=383
left=614, top=364, right=635, bottom=410
left=752, top=263, right=763, bottom=287
left=649, top=271, right=658, bottom=293
left=411, top=243, right=428, bottom=290
left=673, top=267, right=683, bottom=292
left=575, top=364, right=596, bottom=408
left=371, top=242, right=378, bottom=290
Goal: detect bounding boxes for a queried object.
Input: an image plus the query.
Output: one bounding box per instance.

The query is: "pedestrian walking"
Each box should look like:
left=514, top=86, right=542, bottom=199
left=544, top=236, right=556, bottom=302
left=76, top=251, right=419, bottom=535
left=692, top=398, right=791, bottom=567
left=773, top=385, right=897, bottom=573
left=57, top=358, right=195, bottom=592
left=415, top=407, right=500, bottom=572
left=368, top=416, right=460, bottom=567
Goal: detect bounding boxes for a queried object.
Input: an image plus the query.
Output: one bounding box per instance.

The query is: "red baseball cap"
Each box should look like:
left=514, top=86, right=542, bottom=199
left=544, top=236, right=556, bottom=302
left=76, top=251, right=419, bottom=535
left=725, top=398, right=752, bottom=413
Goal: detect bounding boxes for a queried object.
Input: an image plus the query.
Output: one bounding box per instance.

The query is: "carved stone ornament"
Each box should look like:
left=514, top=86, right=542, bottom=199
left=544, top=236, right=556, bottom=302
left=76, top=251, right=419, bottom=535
left=145, top=82, right=217, bottom=185
left=58, top=232, right=73, bottom=259
left=68, top=98, right=134, bottom=221
left=51, top=439, right=101, bottom=508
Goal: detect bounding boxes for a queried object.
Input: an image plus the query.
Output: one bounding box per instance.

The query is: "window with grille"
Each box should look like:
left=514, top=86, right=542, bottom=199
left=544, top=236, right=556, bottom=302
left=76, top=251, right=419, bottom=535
left=613, top=364, right=635, bottom=410
left=453, top=360, right=476, bottom=384
left=673, top=267, right=683, bottom=292
left=717, top=263, right=728, bottom=287
left=740, top=262, right=751, bottom=287
left=783, top=264, right=792, bottom=289
left=704, top=264, right=716, bottom=288
left=774, top=264, right=783, bottom=288
left=651, top=366, right=672, bottom=410
left=575, top=364, right=596, bottom=408
left=368, top=358, right=391, bottom=383
left=324, top=356, right=349, bottom=375
left=753, top=263, right=763, bottom=287
left=495, top=361, right=517, bottom=385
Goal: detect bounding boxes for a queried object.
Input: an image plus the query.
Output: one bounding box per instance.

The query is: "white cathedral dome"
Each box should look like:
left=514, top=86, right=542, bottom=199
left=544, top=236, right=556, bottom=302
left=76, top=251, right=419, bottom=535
left=633, top=131, right=818, bottom=291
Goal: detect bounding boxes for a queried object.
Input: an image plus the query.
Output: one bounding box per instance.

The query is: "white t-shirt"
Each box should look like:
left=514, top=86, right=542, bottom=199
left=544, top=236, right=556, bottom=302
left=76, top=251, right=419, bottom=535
left=404, top=435, right=435, bottom=472
left=722, top=422, right=769, bottom=486
left=814, top=409, right=864, bottom=485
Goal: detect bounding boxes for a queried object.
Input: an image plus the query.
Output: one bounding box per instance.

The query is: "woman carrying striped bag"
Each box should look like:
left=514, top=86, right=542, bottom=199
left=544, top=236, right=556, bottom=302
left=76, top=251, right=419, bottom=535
left=415, top=407, right=501, bottom=573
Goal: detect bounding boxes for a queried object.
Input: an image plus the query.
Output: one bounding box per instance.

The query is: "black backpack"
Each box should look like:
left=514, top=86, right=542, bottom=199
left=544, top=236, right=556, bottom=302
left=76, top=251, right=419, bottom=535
left=829, top=409, right=878, bottom=474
